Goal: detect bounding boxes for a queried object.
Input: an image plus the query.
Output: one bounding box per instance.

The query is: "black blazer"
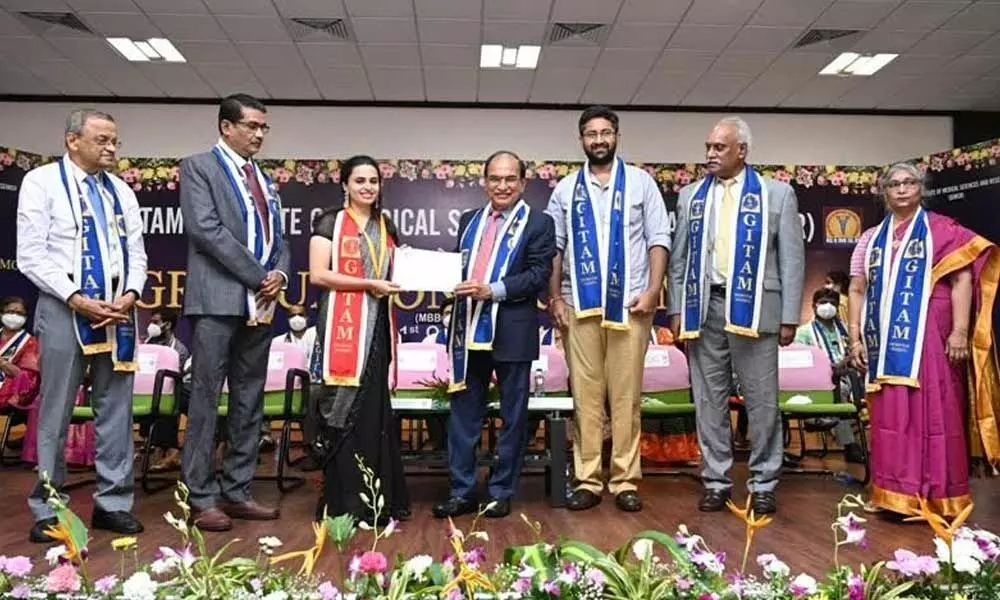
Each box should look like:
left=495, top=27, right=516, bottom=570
left=454, top=205, right=556, bottom=363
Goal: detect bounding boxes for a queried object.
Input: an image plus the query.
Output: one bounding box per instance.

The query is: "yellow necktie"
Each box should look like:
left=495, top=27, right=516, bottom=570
left=714, top=179, right=736, bottom=277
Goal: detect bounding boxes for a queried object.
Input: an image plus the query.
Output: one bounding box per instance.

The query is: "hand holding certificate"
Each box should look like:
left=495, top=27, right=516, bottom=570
left=391, top=247, right=463, bottom=292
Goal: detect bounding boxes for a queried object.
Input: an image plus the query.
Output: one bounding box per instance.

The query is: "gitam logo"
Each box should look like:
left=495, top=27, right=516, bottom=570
left=824, top=208, right=862, bottom=245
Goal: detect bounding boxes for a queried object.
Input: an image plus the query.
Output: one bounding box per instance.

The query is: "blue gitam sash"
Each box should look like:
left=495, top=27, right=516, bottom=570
left=448, top=200, right=530, bottom=392
left=0, top=330, right=30, bottom=384
left=861, top=208, right=932, bottom=391
left=59, top=158, right=137, bottom=371
left=212, top=145, right=284, bottom=325
left=809, top=318, right=848, bottom=364
left=680, top=167, right=769, bottom=339
left=567, top=159, right=630, bottom=330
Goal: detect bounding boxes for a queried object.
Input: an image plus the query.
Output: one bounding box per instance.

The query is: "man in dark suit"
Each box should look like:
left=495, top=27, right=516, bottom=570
left=432, top=151, right=555, bottom=519
left=179, top=94, right=290, bottom=531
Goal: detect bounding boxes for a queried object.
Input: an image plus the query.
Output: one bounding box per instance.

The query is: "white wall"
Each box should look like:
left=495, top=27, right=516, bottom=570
left=0, top=101, right=953, bottom=166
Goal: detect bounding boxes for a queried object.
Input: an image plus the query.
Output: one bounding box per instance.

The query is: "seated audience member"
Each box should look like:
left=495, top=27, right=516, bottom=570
left=142, top=308, right=191, bottom=472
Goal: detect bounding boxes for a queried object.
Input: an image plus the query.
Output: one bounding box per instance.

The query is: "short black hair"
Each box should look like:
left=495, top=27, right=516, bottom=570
left=218, top=93, right=266, bottom=134
left=826, top=270, right=850, bottom=291
left=153, top=308, right=180, bottom=328
left=578, top=105, right=619, bottom=135
left=812, top=287, right=840, bottom=305
left=0, top=296, right=25, bottom=311
left=483, top=150, right=526, bottom=179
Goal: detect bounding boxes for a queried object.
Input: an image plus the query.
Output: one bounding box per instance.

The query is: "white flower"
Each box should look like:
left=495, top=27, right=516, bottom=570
left=258, top=536, right=283, bottom=549
left=757, top=554, right=790, bottom=578
left=150, top=558, right=174, bottom=575
left=631, top=539, right=654, bottom=561
left=262, top=592, right=288, bottom=600
left=163, top=511, right=188, bottom=535
left=789, top=573, right=817, bottom=597
left=45, top=545, right=67, bottom=566
left=935, top=536, right=987, bottom=574
left=405, top=554, right=433, bottom=579
left=122, top=572, right=157, bottom=600
left=357, top=521, right=372, bottom=531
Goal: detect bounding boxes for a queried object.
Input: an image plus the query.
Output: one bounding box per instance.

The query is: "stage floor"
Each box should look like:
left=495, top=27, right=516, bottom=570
left=1, top=459, right=998, bottom=580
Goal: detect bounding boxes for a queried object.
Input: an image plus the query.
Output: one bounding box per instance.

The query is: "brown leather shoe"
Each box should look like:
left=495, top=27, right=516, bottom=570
left=219, top=499, right=280, bottom=521
left=191, top=507, right=233, bottom=532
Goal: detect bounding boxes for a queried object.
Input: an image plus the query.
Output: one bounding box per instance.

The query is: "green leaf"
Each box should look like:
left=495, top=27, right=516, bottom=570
left=558, top=540, right=605, bottom=564
left=55, top=506, right=90, bottom=559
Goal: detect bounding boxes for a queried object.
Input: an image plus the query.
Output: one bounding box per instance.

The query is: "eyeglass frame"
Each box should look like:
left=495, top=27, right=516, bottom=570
left=231, top=120, right=271, bottom=135
left=581, top=128, right=617, bottom=142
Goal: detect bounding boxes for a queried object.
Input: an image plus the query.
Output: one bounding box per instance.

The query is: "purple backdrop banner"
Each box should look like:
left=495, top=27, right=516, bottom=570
left=0, top=149, right=891, bottom=346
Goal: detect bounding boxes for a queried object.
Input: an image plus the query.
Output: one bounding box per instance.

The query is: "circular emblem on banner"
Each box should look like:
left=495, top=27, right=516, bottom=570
left=824, top=208, right=862, bottom=245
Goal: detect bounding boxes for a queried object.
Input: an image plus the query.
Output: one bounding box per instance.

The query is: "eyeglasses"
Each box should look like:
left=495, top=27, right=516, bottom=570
left=235, top=120, right=271, bottom=135
left=885, top=178, right=920, bottom=190
left=86, top=135, right=122, bottom=149
left=581, top=129, right=616, bottom=142
left=486, top=175, right=521, bottom=186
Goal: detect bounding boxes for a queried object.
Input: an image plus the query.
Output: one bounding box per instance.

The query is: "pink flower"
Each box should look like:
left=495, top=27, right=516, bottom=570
left=10, top=584, right=30, bottom=599
left=584, top=567, right=604, bottom=588
left=541, top=579, right=560, bottom=595
left=3, top=556, right=32, bottom=577
left=317, top=172, right=328, bottom=183
left=318, top=581, right=340, bottom=600
left=774, top=169, right=792, bottom=183
left=0, top=152, right=13, bottom=166
left=95, top=574, right=118, bottom=593
left=45, top=563, right=81, bottom=593
left=132, top=183, right=142, bottom=191
left=274, top=167, right=291, bottom=183
left=358, top=550, right=388, bottom=574
left=847, top=573, right=864, bottom=600
left=886, top=549, right=939, bottom=576
left=513, top=577, right=532, bottom=593
left=166, top=181, right=176, bottom=190
left=433, top=165, right=451, bottom=179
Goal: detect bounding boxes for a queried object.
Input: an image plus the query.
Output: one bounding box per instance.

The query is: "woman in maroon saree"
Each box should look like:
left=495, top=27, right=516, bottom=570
left=848, top=163, right=1000, bottom=517
left=0, top=297, right=95, bottom=467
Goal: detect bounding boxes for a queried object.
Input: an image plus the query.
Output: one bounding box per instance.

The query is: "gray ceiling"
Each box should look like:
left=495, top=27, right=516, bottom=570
left=0, top=0, right=998, bottom=110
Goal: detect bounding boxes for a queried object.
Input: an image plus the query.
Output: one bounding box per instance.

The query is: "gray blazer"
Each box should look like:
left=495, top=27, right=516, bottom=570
left=667, top=174, right=805, bottom=334
left=179, top=151, right=291, bottom=317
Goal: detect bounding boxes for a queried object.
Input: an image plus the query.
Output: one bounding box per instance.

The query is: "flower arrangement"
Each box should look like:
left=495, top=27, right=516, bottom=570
left=4, top=464, right=1000, bottom=600
left=6, top=144, right=982, bottom=196
left=414, top=372, right=501, bottom=405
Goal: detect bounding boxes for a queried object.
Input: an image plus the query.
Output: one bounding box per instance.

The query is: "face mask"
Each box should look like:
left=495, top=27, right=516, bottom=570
left=147, top=323, right=162, bottom=339
left=289, top=316, right=307, bottom=332
left=816, top=303, right=837, bottom=320
left=2, top=313, right=25, bottom=331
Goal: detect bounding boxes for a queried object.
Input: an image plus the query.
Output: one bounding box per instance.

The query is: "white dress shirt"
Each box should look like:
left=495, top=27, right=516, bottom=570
left=274, top=326, right=317, bottom=365
left=16, top=155, right=148, bottom=302
left=709, top=169, right=746, bottom=286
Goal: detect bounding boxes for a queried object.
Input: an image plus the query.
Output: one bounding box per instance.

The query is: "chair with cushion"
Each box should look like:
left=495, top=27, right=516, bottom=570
left=777, top=343, right=868, bottom=484
left=68, top=344, right=183, bottom=492
left=640, top=344, right=699, bottom=479
left=218, top=341, right=310, bottom=493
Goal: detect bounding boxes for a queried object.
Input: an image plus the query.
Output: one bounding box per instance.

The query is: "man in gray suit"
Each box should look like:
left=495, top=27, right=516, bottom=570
left=668, top=116, right=804, bottom=515
left=180, top=94, right=290, bottom=531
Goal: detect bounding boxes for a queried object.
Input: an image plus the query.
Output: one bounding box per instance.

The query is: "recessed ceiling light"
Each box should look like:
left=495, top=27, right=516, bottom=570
left=107, top=36, right=186, bottom=63
left=480, top=44, right=541, bottom=70
left=819, top=52, right=897, bottom=76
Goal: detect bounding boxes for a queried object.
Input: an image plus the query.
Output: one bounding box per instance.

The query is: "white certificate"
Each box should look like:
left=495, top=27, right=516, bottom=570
left=392, top=247, right=463, bottom=292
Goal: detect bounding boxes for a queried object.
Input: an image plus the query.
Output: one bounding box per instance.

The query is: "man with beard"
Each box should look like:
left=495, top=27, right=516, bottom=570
left=668, top=117, right=804, bottom=515
left=546, top=106, right=670, bottom=512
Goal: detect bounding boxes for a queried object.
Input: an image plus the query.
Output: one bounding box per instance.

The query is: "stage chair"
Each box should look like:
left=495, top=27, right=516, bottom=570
left=67, top=344, right=183, bottom=492
left=640, top=344, right=700, bottom=479
left=777, top=343, right=869, bottom=484
left=218, top=341, right=310, bottom=493
left=392, top=342, right=451, bottom=452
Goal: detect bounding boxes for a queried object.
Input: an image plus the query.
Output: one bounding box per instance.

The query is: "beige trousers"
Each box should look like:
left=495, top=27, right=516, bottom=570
left=566, top=310, right=653, bottom=494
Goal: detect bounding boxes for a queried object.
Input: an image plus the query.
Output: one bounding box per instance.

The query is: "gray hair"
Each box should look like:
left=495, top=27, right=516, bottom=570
left=717, top=116, right=752, bottom=153
left=877, top=162, right=926, bottom=197
left=65, top=109, right=115, bottom=136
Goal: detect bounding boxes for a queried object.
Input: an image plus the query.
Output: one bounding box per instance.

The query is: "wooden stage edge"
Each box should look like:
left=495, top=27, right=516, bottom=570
left=1, top=458, right=998, bottom=581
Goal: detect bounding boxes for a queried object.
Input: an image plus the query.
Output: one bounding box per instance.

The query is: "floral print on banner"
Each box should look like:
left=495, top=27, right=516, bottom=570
left=1, top=138, right=998, bottom=194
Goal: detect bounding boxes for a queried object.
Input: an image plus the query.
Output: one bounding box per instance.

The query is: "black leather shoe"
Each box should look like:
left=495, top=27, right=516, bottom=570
left=484, top=498, right=510, bottom=518
left=92, top=509, right=145, bottom=534
left=566, top=489, right=602, bottom=511
left=29, top=517, right=58, bottom=543
left=698, top=489, right=731, bottom=512
left=844, top=443, right=867, bottom=465
left=432, top=497, right=478, bottom=519
left=751, top=491, right=777, bottom=515
left=615, top=491, right=642, bottom=512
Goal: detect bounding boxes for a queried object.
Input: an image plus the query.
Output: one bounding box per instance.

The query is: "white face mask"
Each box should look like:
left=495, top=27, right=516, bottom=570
left=289, top=315, right=307, bottom=332
left=2, top=313, right=25, bottom=331
left=816, top=303, right=837, bottom=320
left=146, top=323, right=163, bottom=339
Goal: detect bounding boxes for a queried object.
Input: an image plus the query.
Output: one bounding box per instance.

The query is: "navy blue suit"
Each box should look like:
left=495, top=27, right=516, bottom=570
left=448, top=205, right=555, bottom=501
